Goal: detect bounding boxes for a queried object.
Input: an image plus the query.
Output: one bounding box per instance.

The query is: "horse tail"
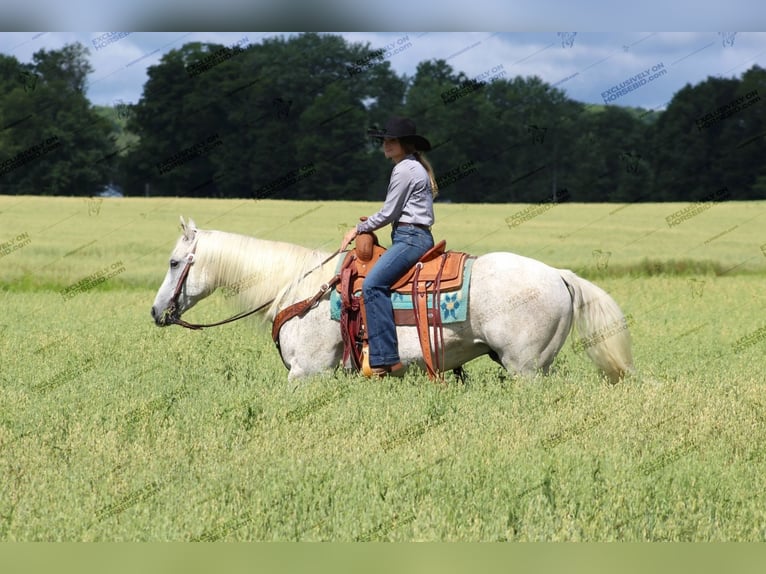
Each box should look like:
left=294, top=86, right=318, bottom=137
left=558, top=269, right=635, bottom=383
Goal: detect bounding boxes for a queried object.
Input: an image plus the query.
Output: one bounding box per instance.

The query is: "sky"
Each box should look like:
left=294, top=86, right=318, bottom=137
left=1, top=31, right=765, bottom=114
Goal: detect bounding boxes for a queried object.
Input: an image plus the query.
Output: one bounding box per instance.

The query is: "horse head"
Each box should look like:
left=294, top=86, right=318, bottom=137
left=150, top=216, right=213, bottom=326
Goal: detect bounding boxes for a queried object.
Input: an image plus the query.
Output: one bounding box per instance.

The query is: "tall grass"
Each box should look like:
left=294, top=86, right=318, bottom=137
left=1, top=196, right=765, bottom=540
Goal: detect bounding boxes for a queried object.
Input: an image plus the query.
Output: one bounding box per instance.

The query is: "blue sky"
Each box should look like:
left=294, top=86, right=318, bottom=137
left=2, top=31, right=765, bottom=113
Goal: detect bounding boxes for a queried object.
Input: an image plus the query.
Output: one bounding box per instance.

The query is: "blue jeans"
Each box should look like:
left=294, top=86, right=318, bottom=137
left=362, top=225, right=434, bottom=366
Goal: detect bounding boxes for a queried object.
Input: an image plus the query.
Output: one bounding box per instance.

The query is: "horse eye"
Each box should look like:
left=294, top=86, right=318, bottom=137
left=170, top=259, right=179, bottom=269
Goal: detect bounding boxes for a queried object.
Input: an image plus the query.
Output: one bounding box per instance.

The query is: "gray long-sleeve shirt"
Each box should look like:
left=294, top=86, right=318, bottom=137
left=356, top=155, right=435, bottom=234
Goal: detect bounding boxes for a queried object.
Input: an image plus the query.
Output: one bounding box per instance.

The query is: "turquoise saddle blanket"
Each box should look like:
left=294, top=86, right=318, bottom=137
left=330, top=256, right=474, bottom=323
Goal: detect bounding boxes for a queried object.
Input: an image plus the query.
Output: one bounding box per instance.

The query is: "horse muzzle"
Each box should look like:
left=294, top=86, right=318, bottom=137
left=151, top=304, right=179, bottom=327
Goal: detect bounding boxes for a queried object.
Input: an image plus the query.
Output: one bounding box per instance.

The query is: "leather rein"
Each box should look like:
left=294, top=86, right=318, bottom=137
left=167, top=237, right=342, bottom=331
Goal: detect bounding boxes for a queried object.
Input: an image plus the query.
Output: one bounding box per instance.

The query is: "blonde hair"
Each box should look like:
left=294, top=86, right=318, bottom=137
left=401, top=140, right=439, bottom=199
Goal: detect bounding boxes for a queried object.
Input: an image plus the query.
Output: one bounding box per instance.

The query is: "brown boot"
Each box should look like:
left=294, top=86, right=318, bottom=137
left=369, top=362, right=407, bottom=378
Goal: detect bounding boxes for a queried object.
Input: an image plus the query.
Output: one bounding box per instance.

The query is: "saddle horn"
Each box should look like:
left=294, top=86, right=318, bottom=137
left=355, top=217, right=378, bottom=262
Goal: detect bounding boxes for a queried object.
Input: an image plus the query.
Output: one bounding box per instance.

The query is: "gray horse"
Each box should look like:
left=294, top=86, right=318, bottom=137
left=151, top=218, right=634, bottom=382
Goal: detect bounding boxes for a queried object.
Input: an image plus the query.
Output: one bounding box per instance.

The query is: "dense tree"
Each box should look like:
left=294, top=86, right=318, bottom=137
left=0, top=44, right=115, bottom=196
left=718, top=65, right=766, bottom=200
left=564, top=105, right=651, bottom=202
left=1, top=34, right=764, bottom=202
left=403, top=63, right=583, bottom=203
left=402, top=60, right=483, bottom=202
left=120, top=42, right=233, bottom=198
left=650, top=68, right=766, bottom=201
left=123, top=33, right=407, bottom=199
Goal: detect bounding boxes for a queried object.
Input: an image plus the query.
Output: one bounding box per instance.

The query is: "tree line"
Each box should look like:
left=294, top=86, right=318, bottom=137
left=1, top=33, right=764, bottom=202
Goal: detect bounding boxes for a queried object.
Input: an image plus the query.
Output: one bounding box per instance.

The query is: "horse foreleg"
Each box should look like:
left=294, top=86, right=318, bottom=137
left=276, top=302, right=345, bottom=382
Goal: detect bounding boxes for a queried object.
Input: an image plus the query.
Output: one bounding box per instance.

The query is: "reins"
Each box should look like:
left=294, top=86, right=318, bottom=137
left=170, top=242, right=343, bottom=331
left=172, top=301, right=275, bottom=331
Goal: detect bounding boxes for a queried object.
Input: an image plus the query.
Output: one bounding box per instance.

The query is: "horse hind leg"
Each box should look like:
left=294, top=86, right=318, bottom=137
left=467, top=252, right=573, bottom=379
left=477, top=341, right=540, bottom=377
left=495, top=349, right=549, bottom=378
left=484, top=313, right=571, bottom=379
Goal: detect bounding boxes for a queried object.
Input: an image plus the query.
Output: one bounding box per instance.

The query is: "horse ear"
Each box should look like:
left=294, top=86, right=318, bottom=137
left=179, top=216, right=196, bottom=241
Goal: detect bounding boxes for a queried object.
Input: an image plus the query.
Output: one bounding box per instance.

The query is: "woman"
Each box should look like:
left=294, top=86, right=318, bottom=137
left=340, top=116, right=439, bottom=377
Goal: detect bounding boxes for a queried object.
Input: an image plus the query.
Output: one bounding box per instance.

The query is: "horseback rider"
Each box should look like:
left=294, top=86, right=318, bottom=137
left=340, top=116, right=439, bottom=377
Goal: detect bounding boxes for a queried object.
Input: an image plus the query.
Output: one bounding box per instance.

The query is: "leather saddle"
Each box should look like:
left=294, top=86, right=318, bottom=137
left=336, top=230, right=473, bottom=381
left=340, top=231, right=470, bottom=298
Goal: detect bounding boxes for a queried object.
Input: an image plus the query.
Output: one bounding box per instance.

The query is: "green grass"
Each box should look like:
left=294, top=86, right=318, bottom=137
left=1, top=196, right=765, bottom=541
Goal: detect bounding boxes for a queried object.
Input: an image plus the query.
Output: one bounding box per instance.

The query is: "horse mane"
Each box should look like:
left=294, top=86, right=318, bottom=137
left=192, top=229, right=335, bottom=322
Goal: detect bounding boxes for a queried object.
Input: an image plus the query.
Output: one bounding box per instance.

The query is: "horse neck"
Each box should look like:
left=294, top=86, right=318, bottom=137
left=197, top=230, right=334, bottom=313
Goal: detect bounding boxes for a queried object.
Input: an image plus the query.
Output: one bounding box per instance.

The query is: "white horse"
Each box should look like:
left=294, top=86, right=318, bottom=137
left=151, top=217, right=634, bottom=383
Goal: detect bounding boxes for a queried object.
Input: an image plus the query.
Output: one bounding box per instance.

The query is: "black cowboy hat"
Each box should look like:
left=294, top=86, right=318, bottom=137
left=367, top=116, right=431, bottom=151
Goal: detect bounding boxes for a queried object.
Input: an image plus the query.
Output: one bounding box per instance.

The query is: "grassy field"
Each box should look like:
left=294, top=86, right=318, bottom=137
left=1, top=195, right=765, bottom=541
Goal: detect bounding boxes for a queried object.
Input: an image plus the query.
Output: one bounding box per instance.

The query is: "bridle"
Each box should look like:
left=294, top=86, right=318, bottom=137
left=165, top=234, right=342, bottom=331
left=164, top=237, right=202, bottom=329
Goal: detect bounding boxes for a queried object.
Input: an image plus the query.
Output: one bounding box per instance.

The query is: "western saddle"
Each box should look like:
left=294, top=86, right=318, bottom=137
left=337, top=231, right=471, bottom=381
left=271, top=230, right=472, bottom=382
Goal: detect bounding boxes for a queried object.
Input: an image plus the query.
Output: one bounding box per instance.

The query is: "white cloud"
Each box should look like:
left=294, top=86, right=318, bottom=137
left=1, top=31, right=764, bottom=109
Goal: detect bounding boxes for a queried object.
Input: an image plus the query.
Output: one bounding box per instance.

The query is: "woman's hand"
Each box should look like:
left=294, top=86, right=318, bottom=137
left=340, top=227, right=358, bottom=251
